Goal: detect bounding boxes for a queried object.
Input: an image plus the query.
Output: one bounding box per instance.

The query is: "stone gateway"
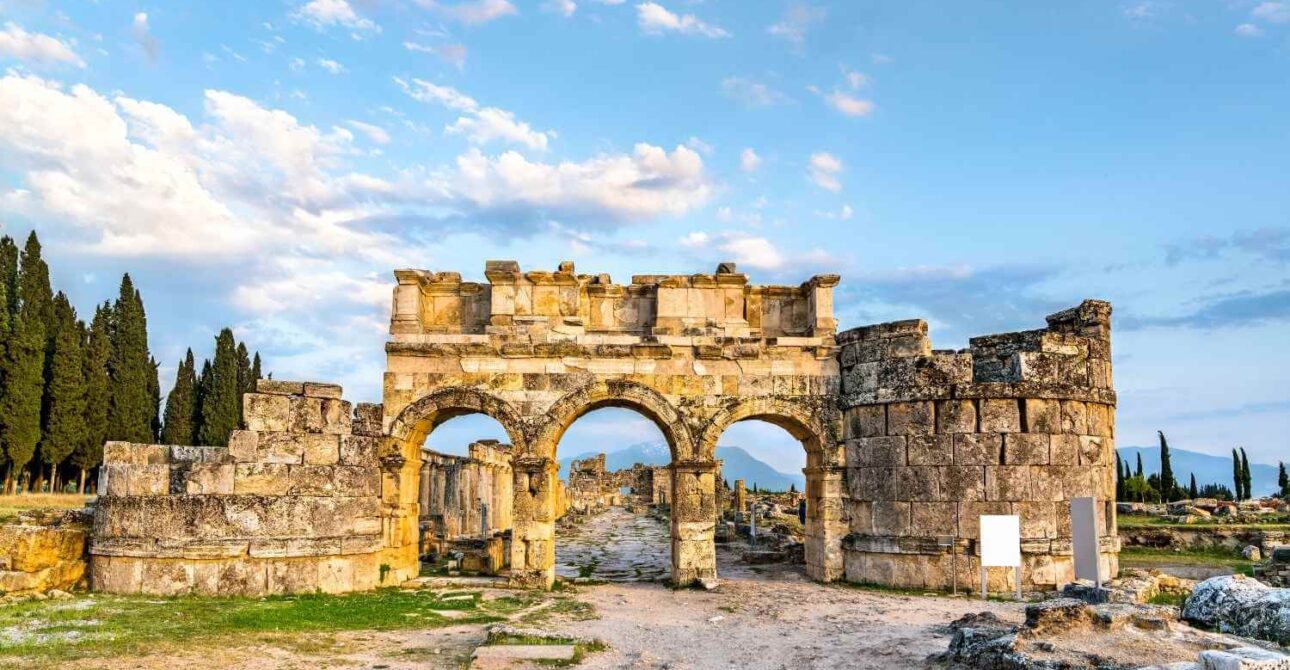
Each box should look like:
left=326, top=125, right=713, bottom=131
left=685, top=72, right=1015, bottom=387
left=89, top=261, right=1118, bottom=595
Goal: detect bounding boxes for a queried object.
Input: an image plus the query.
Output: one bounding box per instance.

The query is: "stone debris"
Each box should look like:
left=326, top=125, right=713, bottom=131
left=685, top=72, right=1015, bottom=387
left=935, top=598, right=1284, bottom=670
left=1061, top=568, right=1196, bottom=605
left=1181, top=575, right=1290, bottom=645
left=1198, top=647, right=1290, bottom=670
left=1257, top=547, right=1290, bottom=587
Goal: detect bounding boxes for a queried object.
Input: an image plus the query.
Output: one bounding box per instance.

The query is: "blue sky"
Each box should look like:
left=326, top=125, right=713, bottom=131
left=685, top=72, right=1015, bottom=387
left=0, top=0, right=1286, bottom=472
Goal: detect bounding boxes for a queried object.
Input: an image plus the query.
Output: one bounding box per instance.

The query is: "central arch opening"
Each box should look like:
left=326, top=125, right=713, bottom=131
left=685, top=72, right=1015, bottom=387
left=553, top=406, right=674, bottom=583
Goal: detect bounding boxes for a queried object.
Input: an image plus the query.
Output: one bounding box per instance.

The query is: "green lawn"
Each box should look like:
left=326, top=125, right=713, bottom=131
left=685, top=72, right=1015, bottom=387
left=0, top=588, right=532, bottom=665
left=1119, top=546, right=1257, bottom=576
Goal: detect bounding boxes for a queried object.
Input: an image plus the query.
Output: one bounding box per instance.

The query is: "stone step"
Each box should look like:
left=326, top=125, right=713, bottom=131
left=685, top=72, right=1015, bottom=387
left=401, top=575, right=509, bottom=590
left=471, top=644, right=578, bottom=668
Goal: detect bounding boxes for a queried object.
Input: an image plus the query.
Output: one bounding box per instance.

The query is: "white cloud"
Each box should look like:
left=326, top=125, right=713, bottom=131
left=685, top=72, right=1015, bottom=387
left=543, top=0, right=578, bottom=17
left=0, top=23, right=85, bottom=68
left=680, top=231, right=710, bottom=247
left=290, top=57, right=306, bottom=71
left=676, top=230, right=836, bottom=272
left=721, top=77, right=788, bottom=107
left=825, top=90, right=875, bottom=117
left=767, top=3, right=825, bottom=46
left=808, top=152, right=842, bottom=192
left=396, top=77, right=553, bottom=150
left=317, top=57, right=347, bottom=74
left=446, top=144, right=710, bottom=218
left=1235, top=23, right=1264, bottom=37
left=739, top=148, right=762, bottom=172
left=1251, top=2, right=1290, bottom=23
left=842, top=67, right=867, bottom=90
left=293, top=0, right=380, bottom=36
left=419, top=0, right=519, bottom=25
left=685, top=136, right=713, bottom=156
left=636, top=2, right=730, bottom=38
left=132, top=12, right=159, bottom=62
left=347, top=120, right=391, bottom=144
left=404, top=41, right=468, bottom=69
left=815, top=204, right=852, bottom=220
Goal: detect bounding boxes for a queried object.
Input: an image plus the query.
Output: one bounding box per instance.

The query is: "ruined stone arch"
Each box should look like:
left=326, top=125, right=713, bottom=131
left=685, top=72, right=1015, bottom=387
left=533, top=379, right=695, bottom=461
left=697, top=397, right=839, bottom=468
left=387, top=386, right=529, bottom=460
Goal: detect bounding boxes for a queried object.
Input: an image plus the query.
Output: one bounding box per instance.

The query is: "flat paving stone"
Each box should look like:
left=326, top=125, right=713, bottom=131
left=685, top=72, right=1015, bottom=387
left=471, top=644, right=577, bottom=668
left=556, top=507, right=670, bottom=582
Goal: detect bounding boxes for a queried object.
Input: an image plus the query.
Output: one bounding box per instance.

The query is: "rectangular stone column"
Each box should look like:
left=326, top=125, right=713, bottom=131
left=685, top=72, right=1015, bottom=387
left=670, top=460, right=718, bottom=587
left=509, top=457, right=558, bottom=589
left=804, top=465, right=845, bottom=582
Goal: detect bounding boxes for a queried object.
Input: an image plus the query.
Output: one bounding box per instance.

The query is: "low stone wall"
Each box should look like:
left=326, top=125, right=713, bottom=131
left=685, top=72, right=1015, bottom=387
left=420, top=439, right=514, bottom=542
left=0, top=509, right=90, bottom=595
left=90, top=380, right=387, bottom=596
left=1121, top=525, right=1287, bottom=554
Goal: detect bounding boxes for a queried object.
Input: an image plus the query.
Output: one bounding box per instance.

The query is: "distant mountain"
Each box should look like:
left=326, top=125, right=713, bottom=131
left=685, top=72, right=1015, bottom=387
left=1117, top=446, right=1281, bottom=497
left=559, top=440, right=806, bottom=491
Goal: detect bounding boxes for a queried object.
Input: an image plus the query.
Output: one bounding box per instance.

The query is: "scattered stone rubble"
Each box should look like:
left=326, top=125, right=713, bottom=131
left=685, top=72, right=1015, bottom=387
left=1182, top=575, right=1290, bottom=645
left=936, top=598, right=1289, bottom=670
left=0, top=509, right=89, bottom=596
left=1257, top=547, right=1290, bottom=587
left=1061, top=568, right=1196, bottom=605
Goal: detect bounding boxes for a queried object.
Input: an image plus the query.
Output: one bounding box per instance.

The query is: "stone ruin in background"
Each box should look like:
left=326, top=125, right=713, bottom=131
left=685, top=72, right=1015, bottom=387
left=87, top=261, right=1119, bottom=595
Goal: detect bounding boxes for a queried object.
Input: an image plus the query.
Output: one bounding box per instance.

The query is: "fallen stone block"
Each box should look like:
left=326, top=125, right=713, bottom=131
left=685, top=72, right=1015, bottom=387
left=471, top=644, right=577, bottom=668
left=1199, top=647, right=1290, bottom=670
left=1182, top=575, right=1290, bottom=645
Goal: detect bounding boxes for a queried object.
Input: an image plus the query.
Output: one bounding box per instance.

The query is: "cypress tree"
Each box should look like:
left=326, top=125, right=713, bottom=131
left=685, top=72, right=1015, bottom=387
left=195, top=358, right=212, bottom=435
left=1233, top=449, right=1242, bottom=501
left=251, top=353, right=262, bottom=387
left=1, top=297, right=45, bottom=492
left=1135, top=453, right=1144, bottom=478
left=106, top=275, right=154, bottom=443
left=0, top=235, right=18, bottom=326
left=147, top=355, right=161, bottom=441
left=40, top=293, right=86, bottom=491
left=1158, top=431, right=1175, bottom=501
left=161, top=350, right=198, bottom=445
left=1239, top=448, right=1252, bottom=500
left=73, top=304, right=111, bottom=493
left=197, top=329, right=239, bottom=446
left=1279, top=462, right=1288, bottom=497
left=1114, top=453, right=1124, bottom=501
left=1189, top=473, right=1198, bottom=500
left=235, top=342, right=252, bottom=425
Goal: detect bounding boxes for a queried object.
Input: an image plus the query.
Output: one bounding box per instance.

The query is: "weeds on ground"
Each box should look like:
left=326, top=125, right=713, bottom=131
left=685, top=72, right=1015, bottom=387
left=0, top=588, right=508, bottom=666
left=0, top=494, right=91, bottom=522
left=1119, top=546, right=1257, bottom=576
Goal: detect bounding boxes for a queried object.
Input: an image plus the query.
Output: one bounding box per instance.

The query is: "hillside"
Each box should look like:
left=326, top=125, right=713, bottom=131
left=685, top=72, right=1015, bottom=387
left=1117, top=446, right=1281, bottom=497
left=559, top=440, right=806, bottom=491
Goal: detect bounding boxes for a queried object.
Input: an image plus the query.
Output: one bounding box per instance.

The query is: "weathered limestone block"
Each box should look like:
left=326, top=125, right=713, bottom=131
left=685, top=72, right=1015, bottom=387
left=233, top=463, right=290, bottom=495
left=979, top=399, right=1022, bottom=433
left=0, top=510, right=90, bottom=595
left=243, top=393, right=292, bottom=432
left=886, top=401, right=935, bottom=436
left=1004, top=433, right=1050, bottom=465
left=936, top=399, right=976, bottom=433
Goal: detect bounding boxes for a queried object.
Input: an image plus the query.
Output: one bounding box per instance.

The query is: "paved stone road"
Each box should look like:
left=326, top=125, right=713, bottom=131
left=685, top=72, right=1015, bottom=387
left=555, top=507, right=671, bottom=581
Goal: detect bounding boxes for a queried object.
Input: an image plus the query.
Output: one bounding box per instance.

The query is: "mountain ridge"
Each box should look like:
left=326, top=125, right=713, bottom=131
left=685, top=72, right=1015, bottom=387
left=1116, top=446, right=1281, bottom=497
left=559, top=440, right=806, bottom=491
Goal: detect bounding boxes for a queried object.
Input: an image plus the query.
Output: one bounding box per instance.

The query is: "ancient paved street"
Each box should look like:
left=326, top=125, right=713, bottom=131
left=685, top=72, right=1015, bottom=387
left=555, top=507, right=671, bottom=582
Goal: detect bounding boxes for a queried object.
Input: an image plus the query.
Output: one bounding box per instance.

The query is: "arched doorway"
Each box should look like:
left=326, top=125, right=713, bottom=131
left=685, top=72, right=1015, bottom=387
left=699, top=398, right=844, bottom=582
left=554, top=407, right=673, bottom=582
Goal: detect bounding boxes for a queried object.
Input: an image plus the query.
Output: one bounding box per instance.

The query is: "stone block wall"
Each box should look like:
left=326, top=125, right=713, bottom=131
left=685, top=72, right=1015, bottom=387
left=0, top=509, right=90, bottom=595
left=837, top=300, right=1119, bottom=592
left=90, top=380, right=386, bottom=596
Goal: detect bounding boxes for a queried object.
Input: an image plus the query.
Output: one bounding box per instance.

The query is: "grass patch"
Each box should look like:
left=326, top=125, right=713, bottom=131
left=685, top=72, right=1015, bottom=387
left=0, top=588, right=509, bottom=666
left=1120, top=546, right=1257, bottom=576
left=0, top=494, right=91, bottom=522
left=1146, top=591, right=1188, bottom=607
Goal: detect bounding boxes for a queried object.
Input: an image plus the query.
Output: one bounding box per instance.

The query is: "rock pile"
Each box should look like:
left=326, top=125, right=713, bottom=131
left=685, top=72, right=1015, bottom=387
left=1182, top=574, right=1290, bottom=645
left=936, top=598, right=1288, bottom=670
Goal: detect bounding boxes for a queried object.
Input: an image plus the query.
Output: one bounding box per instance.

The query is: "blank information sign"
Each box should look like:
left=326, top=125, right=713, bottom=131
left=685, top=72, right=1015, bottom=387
left=1071, top=497, right=1101, bottom=583
left=979, top=515, right=1021, bottom=567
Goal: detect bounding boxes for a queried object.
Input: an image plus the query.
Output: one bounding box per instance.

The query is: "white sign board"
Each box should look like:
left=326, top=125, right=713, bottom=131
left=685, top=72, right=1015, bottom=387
left=1070, top=497, right=1102, bottom=583
left=979, top=515, right=1021, bottom=567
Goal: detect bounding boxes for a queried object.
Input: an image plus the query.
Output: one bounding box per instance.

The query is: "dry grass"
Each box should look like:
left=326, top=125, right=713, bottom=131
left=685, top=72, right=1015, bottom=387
left=0, top=493, right=91, bottom=522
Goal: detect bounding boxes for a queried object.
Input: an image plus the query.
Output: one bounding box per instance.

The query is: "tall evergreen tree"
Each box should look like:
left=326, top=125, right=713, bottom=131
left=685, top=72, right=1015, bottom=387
left=1239, top=448, right=1252, bottom=500
left=1158, top=431, right=1176, bottom=501
left=235, top=342, right=252, bottom=425
left=106, top=275, right=155, bottom=442
left=147, top=356, right=161, bottom=441
left=1189, top=473, right=1198, bottom=500
left=0, top=296, right=45, bottom=491
left=197, top=329, right=239, bottom=446
left=1233, top=449, right=1243, bottom=501
left=1135, top=453, right=1144, bottom=478
left=250, top=353, right=262, bottom=387
left=1279, top=462, right=1288, bottom=497
left=0, top=236, right=19, bottom=326
left=72, top=304, right=111, bottom=493
left=40, top=294, right=86, bottom=491
left=1114, top=453, right=1124, bottom=501
left=161, top=350, right=198, bottom=445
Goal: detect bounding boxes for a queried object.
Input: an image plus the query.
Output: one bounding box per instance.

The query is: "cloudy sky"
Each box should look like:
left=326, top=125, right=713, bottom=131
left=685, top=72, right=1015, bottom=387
left=0, top=1, right=1286, bottom=472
